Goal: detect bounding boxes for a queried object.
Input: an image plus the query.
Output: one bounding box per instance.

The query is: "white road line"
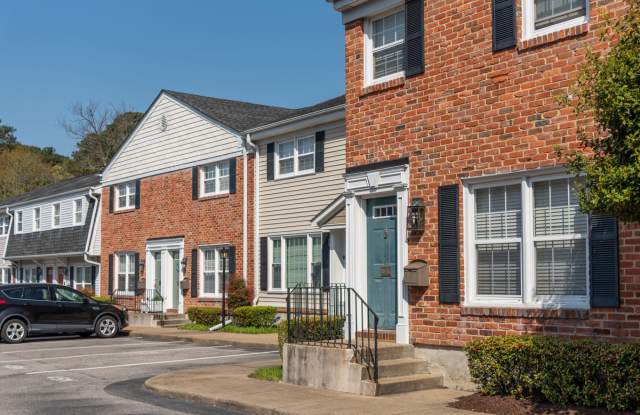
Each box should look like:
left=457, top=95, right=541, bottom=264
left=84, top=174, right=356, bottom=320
left=0, top=340, right=185, bottom=354
left=26, top=351, right=278, bottom=375
left=0, top=345, right=232, bottom=364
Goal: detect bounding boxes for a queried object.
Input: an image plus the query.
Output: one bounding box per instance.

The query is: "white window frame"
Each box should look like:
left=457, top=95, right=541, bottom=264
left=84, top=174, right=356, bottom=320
left=74, top=266, right=92, bottom=291
left=199, top=246, right=226, bottom=298
left=15, top=210, right=23, bottom=234
left=364, top=6, right=406, bottom=87
left=522, top=0, right=589, bottom=41
left=268, top=233, right=323, bottom=293
left=33, top=207, right=41, bottom=231
left=52, top=203, right=61, bottom=228
left=115, top=182, right=136, bottom=211
left=0, top=216, right=9, bottom=236
left=0, top=269, right=9, bottom=284
left=199, top=160, right=230, bottom=198
left=275, top=136, right=315, bottom=179
left=115, top=253, right=136, bottom=295
left=73, top=199, right=83, bottom=225
left=464, top=173, right=589, bottom=309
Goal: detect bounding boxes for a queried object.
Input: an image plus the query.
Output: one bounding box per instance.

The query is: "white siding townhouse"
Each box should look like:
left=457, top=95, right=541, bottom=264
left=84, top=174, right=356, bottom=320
left=0, top=175, right=102, bottom=293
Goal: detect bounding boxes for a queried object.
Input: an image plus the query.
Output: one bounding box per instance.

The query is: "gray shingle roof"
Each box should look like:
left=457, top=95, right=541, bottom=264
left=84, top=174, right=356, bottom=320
left=5, top=198, right=95, bottom=258
left=164, top=90, right=344, bottom=132
left=0, top=174, right=100, bottom=208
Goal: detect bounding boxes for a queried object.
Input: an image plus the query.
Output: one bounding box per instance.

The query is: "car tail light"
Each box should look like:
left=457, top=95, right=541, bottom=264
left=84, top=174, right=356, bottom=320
left=0, top=299, right=6, bottom=305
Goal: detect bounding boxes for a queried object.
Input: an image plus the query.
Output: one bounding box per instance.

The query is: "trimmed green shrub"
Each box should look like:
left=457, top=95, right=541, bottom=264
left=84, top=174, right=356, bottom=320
left=233, top=306, right=276, bottom=328
left=228, top=278, right=250, bottom=310
left=93, top=295, right=115, bottom=304
left=187, top=307, right=221, bottom=326
left=277, top=317, right=345, bottom=358
left=465, top=335, right=640, bottom=412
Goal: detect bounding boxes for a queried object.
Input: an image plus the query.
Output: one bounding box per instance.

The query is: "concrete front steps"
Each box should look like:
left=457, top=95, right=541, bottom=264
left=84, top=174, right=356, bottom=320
left=364, top=343, right=444, bottom=396
left=159, top=312, right=189, bottom=328
left=128, top=311, right=189, bottom=328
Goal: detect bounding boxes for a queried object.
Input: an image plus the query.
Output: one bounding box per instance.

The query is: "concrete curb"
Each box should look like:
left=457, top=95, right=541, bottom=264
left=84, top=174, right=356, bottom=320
left=144, top=377, right=289, bottom=415
left=125, top=329, right=279, bottom=352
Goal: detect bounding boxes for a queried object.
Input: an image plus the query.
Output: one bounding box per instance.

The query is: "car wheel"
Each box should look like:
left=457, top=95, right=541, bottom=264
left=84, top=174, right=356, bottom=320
left=1, top=319, right=27, bottom=344
left=95, top=316, right=119, bottom=338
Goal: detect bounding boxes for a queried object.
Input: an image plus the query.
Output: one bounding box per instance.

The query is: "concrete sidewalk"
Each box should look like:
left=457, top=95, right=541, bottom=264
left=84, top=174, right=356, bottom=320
left=126, top=326, right=279, bottom=350
left=145, top=361, right=478, bottom=415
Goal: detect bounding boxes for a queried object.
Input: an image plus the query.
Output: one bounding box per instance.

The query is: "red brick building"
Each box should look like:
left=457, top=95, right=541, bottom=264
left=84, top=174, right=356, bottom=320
left=328, top=0, right=637, bottom=383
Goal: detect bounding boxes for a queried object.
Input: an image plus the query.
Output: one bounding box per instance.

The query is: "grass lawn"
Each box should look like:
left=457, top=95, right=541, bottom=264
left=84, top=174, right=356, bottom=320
left=249, top=366, right=283, bottom=382
left=178, top=323, right=278, bottom=334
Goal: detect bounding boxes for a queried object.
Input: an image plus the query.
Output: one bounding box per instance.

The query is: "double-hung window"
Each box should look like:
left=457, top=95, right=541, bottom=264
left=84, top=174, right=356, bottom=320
left=74, top=266, right=92, bottom=291
left=15, top=211, right=23, bottom=233
left=0, top=216, right=9, bottom=236
left=200, top=160, right=230, bottom=197
left=52, top=203, right=61, bottom=228
left=116, top=182, right=136, bottom=210
left=465, top=174, right=589, bottom=308
left=73, top=199, right=83, bottom=225
left=366, top=8, right=405, bottom=85
left=269, top=234, right=322, bottom=291
left=276, top=137, right=315, bottom=178
left=117, top=253, right=136, bottom=293
left=33, top=208, right=41, bottom=231
left=200, top=247, right=226, bottom=298
left=524, top=0, right=588, bottom=39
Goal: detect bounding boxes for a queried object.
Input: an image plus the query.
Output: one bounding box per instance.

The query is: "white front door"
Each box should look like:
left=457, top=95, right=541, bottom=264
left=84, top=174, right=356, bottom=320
left=146, top=238, right=184, bottom=313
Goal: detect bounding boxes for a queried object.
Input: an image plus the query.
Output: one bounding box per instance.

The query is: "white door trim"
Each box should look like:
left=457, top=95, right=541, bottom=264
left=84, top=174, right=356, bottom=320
left=145, top=238, right=185, bottom=313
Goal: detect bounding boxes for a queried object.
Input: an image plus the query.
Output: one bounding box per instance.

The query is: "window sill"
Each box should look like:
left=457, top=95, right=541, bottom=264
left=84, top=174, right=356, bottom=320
left=461, top=306, right=590, bottom=320
left=197, top=193, right=230, bottom=202
left=518, top=23, right=589, bottom=51
left=274, top=170, right=316, bottom=181
left=113, top=208, right=136, bottom=215
left=198, top=297, right=222, bottom=303
left=360, top=76, right=405, bottom=98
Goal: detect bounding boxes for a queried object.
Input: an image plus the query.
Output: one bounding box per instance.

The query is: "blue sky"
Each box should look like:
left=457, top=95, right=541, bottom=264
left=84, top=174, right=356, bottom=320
left=0, top=1, right=345, bottom=155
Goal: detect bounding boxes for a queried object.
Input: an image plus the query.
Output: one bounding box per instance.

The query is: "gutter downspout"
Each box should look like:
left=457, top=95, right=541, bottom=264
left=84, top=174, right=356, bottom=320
left=245, top=133, right=260, bottom=306
left=84, top=187, right=101, bottom=268
left=4, top=208, right=14, bottom=282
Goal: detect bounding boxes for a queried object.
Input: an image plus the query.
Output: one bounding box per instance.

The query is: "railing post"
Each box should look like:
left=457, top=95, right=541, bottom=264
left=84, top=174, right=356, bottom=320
left=374, top=314, right=379, bottom=382
left=347, top=289, right=352, bottom=347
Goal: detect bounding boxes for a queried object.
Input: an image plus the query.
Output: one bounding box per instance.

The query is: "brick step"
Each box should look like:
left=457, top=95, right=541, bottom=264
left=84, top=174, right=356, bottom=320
left=375, top=371, right=444, bottom=396
left=374, top=358, right=429, bottom=379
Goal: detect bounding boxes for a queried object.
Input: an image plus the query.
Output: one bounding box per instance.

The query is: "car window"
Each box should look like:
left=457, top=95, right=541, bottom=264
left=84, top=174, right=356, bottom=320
left=1, top=288, right=23, bottom=299
left=23, top=287, right=51, bottom=301
left=54, top=287, right=85, bottom=303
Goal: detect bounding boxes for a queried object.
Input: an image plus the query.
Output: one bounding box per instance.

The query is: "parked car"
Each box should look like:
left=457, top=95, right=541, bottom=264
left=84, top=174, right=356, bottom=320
left=0, top=283, right=128, bottom=344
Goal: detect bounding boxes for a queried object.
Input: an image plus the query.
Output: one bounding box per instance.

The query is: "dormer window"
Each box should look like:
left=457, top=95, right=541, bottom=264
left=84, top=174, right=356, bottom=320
left=0, top=216, right=9, bottom=236
left=366, top=8, right=406, bottom=86
left=33, top=208, right=41, bottom=231
left=52, top=203, right=61, bottom=228
left=73, top=199, right=83, bottom=225
left=15, top=211, right=23, bottom=233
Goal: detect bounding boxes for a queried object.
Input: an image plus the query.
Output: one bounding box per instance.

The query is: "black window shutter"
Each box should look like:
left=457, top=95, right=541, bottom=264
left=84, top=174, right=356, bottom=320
left=36, top=267, right=42, bottom=283
left=191, top=248, right=198, bottom=298
left=133, top=253, right=140, bottom=291
left=590, top=214, right=619, bottom=307
left=405, top=0, right=425, bottom=77
left=322, top=233, right=331, bottom=288
left=108, top=254, right=114, bottom=295
left=229, top=158, right=237, bottom=194
left=266, top=143, right=275, bottom=181
left=227, top=245, right=236, bottom=274
left=438, top=185, right=460, bottom=304
left=69, top=266, right=75, bottom=286
left=260, top=237, right=268, bottom=291
left=109, top=186, right=114, bottom=213
left=20, top=268, right=23, bottom=283
left=192, top=167, right=199, bottom=200
left=492, top=0, right=516, bottom=52
left=315, top=131, right=325, bottom=173
left=91, top=265, right=97, bottom=289
left=134, top=180, right=141, bottom=209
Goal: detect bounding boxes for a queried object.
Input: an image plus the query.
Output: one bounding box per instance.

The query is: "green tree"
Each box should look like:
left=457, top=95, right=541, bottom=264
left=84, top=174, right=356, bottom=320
left=62, top=103, right=143, bottom=175
left=0, top=119, right=18, bottom=148
left=563, top=0, right=640, bottom=221
left=0, top=147, right=60, bottom=200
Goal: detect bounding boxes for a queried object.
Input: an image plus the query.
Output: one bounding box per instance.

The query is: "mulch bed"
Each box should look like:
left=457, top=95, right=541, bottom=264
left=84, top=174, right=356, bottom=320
left=449, top=393, right=635, bottom=415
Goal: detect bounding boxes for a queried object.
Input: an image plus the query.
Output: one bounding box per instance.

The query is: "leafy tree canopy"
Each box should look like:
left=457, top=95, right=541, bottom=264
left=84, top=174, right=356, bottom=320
left=564, top=0, right=640, bottom=222
left=0, top=119, right=18, bottom=148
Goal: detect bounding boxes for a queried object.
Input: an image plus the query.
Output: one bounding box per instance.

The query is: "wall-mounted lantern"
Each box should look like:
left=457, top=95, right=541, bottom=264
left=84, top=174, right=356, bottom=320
left=139, top=259, right=145, bottom=274
left=181, top=257, right=188, bottom=273
left=407, top=198, right=425, bottom=233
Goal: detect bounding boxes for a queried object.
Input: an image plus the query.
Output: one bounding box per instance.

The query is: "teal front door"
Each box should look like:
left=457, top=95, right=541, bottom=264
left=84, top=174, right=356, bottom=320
left=366, top=197, right=398, bottom=330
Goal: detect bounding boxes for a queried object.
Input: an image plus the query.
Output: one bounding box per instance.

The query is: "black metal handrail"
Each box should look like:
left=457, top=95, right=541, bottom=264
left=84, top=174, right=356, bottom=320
left=111, top=288, right=164, bottom=319
left=286, top=283, right=379, bottom=382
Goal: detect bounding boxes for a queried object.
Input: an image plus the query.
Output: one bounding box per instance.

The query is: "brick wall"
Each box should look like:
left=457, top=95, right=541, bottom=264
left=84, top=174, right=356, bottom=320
left=343, top=0, right=639, bottom=346
left=100, top=155, right=254, bottom=310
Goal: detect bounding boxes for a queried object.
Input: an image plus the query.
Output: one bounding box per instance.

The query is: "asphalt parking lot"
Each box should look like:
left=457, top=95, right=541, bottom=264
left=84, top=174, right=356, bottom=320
left=0, top=334, right=279, bottom=415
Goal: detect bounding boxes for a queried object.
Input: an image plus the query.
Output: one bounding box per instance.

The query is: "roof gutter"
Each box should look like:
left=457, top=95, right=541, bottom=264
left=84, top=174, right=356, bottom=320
left=242, top=104, right=345, bottom=136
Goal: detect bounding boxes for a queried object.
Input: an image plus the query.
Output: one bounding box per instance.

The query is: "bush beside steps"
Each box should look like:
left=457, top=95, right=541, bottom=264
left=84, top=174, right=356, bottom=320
left=465, top=335, right=640, bottom=412
left=183, top=305, right=278, bottom=333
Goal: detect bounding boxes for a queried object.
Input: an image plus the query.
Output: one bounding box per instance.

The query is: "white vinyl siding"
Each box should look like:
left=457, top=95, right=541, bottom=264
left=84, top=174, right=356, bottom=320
left=465, top=173, right=589, bottom=309
left=8, top=191, right=91, bottom=234
left=259, top=121, right=345, bottom=236
left=102, top=94, right=243, bottom=185
left=200, top=160, right=230, bottom=197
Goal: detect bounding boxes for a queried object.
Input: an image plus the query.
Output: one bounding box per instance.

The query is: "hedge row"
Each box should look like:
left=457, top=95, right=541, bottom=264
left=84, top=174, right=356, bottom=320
left=186, top=306, right=277, bottom=328
left=187, top=307, right=221, bottom=326
left=465, top=335, right=640, bottom=412
left=277, top=317, right=345, bottom=357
